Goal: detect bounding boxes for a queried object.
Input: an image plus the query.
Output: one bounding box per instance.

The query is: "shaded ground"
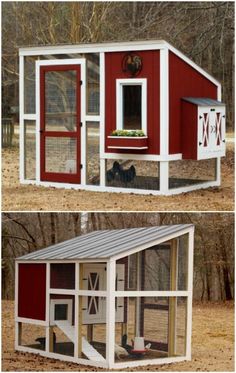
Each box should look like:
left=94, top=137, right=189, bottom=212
left=2, top=138, right=234, bottom=211
left=2, top=300, right=234, bottom=371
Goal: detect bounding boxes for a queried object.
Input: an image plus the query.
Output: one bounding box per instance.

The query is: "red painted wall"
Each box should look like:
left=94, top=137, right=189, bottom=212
left=105, top=51, right=160, bottom=155
left=181, top=101, right=198, bottom=159
left=50, top=263, right=75, bottom=289
left=18, top=263, right=46, bottom=321
left=169, top=52, right=218, bottom=154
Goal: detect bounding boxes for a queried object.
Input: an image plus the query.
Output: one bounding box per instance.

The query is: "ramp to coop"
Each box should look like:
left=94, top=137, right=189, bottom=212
left=55, top=320, right=105, bottom=361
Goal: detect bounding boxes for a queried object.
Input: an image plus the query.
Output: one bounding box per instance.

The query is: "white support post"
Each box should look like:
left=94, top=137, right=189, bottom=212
left=19, top=55, right=25, bottom=183
left=159, top=161, right=169, bottom=193
left=35, top=60, right=40, bottom=183
left=106, top=259, right=116, bottom=368
left=100, top=52, right=106, bottom=186
left=45, top=263, right=50, bottom=353
left=216, top=157, right=221, bottom=185
left=135, top=252, right=141, bottom=337
left=74, top=262, right=79, bottom=358
left=14, top=261, right=19, bottom=349
left=186, top=228, right=194, bottom=360
left=159, top=47, right=169, bottom=194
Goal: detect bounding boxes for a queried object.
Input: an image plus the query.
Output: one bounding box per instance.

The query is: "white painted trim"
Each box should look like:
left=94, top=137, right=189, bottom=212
left=74, top=263, right=79, bottom=358
left=116, top=78, right=147, bottom=134
left=49, top=288, right=75, bottom=295
left=113, top=226, right=194, bottom=261
left=186, top=229, right=194, bottom=360
left=35, top=60, right=40, bottom=182
left=107, top=146, right=148, bottom=150
left=16, top=259, right=108, bottom=264
left=20, top=178, right=220, bottom=195
left=23, top=114, right=37, bottom=120
left=16, top=317, right=47, bottom=326
left=106, top=259, right=116, bottom=367
left=85, top=115, right=100, bottom=122
left=100, top=52, right=105, bottom=186
left=78, top=290, right=107, bottom=297
left=19, top=40, right=167, bottom=56
left=50, top=299, right=73, bottom=326
left=114, top=291, right=189, bottom=297
left=15, top=262, right=19, bottom=349
left=19, top=55, right=25, bottom=183
left=45, top=263, right=50, bottom=352
left=216, top=157, right=221, bottom=184
left=102, top=152, right=182, bottom=161
left=111, top=355, right=188, bottom=369
left=160, top=47, right=169, bottom=156
left=16, top=345, right=109, bottom=368
left=159, top=161, right=169, bottom=194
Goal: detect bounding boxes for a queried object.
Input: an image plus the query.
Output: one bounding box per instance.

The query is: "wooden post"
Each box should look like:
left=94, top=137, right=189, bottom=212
left=87, top=324, right=93, bottom=342
left=18, top=322, right=22, bottom=345
left=78, top=263, right=83, bottom=358
left=49, top=326, right=54, bottom=352
left=168, top=239, right=178, bottom=356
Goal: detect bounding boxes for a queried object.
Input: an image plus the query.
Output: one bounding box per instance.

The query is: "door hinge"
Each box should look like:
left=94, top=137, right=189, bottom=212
left=80, top=164, right=83, bottom=169
left=199, top=142, right=202, bottom=146
left=199, top=115, right=202, bottom=119
left=222, top=139, right=225, bottom=143
left=80, top=122, right=83, bottom=127
left=80, top=80, right=83, bottom=85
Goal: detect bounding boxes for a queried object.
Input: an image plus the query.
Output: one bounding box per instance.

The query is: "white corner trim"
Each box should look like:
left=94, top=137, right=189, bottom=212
left=116, top=78, right=147, bottom=134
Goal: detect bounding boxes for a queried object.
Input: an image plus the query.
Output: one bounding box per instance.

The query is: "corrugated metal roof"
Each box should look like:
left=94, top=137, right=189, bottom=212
left=182, top=97, right=225, bottom=106
left=17, top=225, right=193, bottom=261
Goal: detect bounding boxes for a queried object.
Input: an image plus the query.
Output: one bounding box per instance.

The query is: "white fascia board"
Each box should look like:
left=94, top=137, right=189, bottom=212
left=112, top=225, right=194, bottom=261
left=166, top=42, right=221, bottom=87
left=19, top=40, right=167, bottom=56
left=16, top=258, right=109, bottom=263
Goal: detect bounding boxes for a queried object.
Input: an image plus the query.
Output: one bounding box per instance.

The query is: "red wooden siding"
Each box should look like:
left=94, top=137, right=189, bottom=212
left=105, top=51, right=160, bottom=155
left=181, top=101, right=198, bottom=159
left=169, top=52, right=218, bottom=154
left=18, top=263, right=46, bottom=321
left=50, top=263, right=75, bottom=289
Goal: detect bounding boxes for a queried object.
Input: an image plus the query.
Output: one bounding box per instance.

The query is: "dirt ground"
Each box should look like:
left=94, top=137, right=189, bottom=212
left=2, top=300, right=234, bottom=371
left=2, top=139, right=234, bottom=211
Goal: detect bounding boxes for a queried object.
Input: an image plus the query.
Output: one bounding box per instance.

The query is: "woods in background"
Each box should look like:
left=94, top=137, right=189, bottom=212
left=2, top=1, right=234, bottom=128
left=2, top=212, right=234, bottom=302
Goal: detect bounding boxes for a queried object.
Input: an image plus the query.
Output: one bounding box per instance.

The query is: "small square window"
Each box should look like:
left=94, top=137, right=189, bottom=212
left=54, top=304, right=68, bottom=321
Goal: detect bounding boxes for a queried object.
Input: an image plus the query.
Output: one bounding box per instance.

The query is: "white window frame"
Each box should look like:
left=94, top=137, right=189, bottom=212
left=50, top=298, right=73, bottom=326
left=116, top=78, right=147, bottom=134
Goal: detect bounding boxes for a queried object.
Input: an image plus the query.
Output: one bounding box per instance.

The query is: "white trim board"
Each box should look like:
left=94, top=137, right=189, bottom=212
left=19, top=178, right=221, bottom=196
left=19, top=40, right=220, bottom=86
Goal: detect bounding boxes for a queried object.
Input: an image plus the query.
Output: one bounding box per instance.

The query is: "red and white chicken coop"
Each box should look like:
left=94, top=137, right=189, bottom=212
left=19, top=40, right=226, bottom=195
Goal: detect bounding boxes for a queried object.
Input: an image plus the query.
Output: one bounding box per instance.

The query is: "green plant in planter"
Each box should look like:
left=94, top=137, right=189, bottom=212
left=111, top=129, right=145, bottom=137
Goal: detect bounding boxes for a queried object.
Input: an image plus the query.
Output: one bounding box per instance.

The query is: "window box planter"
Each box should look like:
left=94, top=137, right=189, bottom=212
left=107, top=136, right=148, bottom=150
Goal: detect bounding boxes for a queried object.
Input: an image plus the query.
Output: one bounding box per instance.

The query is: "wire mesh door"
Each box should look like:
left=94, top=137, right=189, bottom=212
left=40, top=64, right=82, bottom=183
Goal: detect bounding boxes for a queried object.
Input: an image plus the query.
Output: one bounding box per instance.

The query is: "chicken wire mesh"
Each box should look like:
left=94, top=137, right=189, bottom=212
left=20, top=323, right=46, bottom=351
left=24, top=120, right=36, bottom=180
left=106, top=159, right=160, bottom=190
left=45, top=137, right=77, bottom=173
left=86, top=122, right=100, bottom=185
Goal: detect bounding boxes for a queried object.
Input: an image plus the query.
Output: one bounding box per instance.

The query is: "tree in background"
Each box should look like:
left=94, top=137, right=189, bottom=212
left=2, top=1, right=234, bottom=128
left=2, top=212, right=234, bottom=302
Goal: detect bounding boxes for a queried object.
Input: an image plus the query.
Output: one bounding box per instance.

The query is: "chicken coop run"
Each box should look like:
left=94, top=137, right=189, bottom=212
left=15, top=224, right=194, bottom=369
left=19, top=40, right=226, bottom=195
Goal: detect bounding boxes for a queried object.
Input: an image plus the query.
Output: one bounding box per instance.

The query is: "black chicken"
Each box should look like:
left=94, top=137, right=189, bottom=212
left=121, top=334, right=133, bottom=354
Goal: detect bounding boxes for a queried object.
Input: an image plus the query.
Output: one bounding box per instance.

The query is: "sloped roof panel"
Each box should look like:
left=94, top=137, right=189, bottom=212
left=17, top=225, right=193, bottom=261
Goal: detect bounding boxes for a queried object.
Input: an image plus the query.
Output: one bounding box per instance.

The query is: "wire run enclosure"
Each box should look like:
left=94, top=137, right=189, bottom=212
left=19, top=40, right=225, bottom=196
left=15, top=225, right=194, bottom=369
